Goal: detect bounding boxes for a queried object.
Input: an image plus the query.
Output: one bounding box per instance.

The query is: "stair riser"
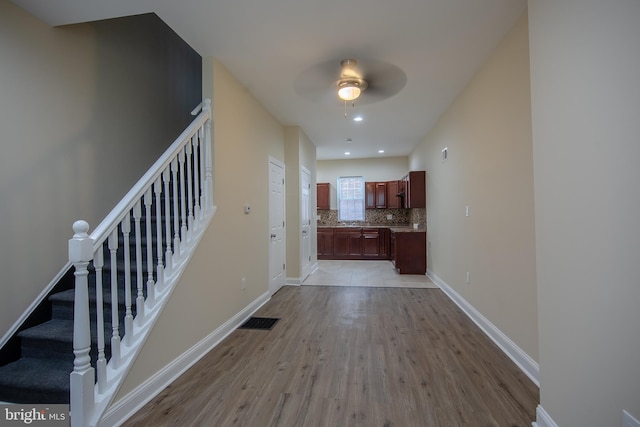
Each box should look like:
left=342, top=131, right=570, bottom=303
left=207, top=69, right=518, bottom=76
left=51, top=299, right=140, bottom=321
left=20, top=340, right=114, bottom=365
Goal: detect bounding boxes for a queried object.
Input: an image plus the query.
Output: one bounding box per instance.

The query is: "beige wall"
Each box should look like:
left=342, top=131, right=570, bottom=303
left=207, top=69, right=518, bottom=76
left=409, top=13, right=538, bottom=362
left=115, top=58, right=285, bottom=398
left=317, top=157, right=409, bottom=210
left=529, top=1, right=640, bottom=426
left=285, top=127, right=317, bottom=281
left=0, top=2, right=200, bottom=339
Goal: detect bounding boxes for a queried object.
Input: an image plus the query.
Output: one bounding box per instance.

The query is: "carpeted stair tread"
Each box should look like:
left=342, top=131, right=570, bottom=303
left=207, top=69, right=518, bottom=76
left=0, top=358, right=71, bottom=404
left=18, top=318, right=74, bottom=342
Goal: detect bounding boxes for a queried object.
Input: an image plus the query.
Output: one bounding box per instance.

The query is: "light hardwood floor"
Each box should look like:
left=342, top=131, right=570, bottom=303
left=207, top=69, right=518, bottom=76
left=123, top=262, right=538, bottom=426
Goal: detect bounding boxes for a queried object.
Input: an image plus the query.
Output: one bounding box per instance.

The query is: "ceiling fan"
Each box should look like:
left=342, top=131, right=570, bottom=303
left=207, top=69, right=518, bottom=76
left=336, top=59, right=368, bottom=102
left=293, top=57, right=407, bottom=106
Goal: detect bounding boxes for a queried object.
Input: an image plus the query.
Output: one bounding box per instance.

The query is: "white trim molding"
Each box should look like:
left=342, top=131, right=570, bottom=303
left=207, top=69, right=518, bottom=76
left=532, top=405, right=558, bottom=427
left=427, top=269, right=540, bottom=387
left=286, top=277, right=302, bottom=286
left=99, top=290, right=271, bottom=427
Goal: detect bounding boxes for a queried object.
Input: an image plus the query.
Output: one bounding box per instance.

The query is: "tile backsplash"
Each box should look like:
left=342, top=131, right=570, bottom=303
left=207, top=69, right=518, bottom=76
left=317, top=208, right=426, bottom=227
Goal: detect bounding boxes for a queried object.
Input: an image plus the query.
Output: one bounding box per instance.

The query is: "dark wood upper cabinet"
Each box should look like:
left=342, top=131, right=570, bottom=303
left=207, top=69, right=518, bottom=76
left=386, top=180, right=402, bottom=209
left=375, top=182, right=387, bottom=208
left=403, top=171, right=426, bottom=209
left=317, top=183, right=330, bottom=210
left=366, top=181, right=388, bottom=209
left=365, top=182, right=376, bottom=209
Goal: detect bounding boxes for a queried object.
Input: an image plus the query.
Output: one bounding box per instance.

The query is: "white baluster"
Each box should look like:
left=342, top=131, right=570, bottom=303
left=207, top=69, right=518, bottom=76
left=203, top=98, right=213, bottom=211
left=121, top=213, right=133, bottom=344
left=162, top=167, right=173, bottom=274
left=108, top=229, right=120, bottom=369
left=192, top=135, right=201, bottom=228
left=69, top=220, right=95, bottom=427
left=178, top=148, right=188, bottom=247
left=94, top=245, right=107, bottom=393
left=154, top=178, right=165, bottom=290
left=171, top=158, right=181, bottom=260
left=186, top=138, right=195, bottom=238
left=144, top=189, right=155, bottom=306
left=198, top=126, right=205, bottom=217
left=133, top=201, right=145, bottom=324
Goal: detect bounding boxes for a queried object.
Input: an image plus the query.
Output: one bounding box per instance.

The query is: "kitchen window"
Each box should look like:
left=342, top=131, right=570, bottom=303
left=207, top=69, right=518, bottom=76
left=337, top=176, right=365, bottom=221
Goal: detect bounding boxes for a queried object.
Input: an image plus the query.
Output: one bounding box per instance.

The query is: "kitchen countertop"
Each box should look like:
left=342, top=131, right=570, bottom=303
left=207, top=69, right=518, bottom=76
left=318, top=225, right=426, bottom=232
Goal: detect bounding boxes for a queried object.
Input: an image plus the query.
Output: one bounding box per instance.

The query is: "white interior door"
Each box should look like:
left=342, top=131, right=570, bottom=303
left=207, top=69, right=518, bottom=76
left=301, top=167, right=311, bottom=280
left=269, top=158, right=285, bottom=295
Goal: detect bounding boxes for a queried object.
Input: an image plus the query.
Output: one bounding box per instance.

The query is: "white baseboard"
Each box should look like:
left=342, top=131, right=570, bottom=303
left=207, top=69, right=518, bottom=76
left=288, top=262, right=319, bottom=286
left=427, top=270, right=540, bottom=387
left=99, top=290, right=271, bottom=427
left=532, top=405, right=558, bottom=427
left=286, top=277, right=301, bottom=286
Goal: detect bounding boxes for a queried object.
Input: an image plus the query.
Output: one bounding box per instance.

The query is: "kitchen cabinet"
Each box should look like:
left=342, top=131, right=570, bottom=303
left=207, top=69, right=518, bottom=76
left=317, top=227, right=334, bottom=257
left=375, top=182, right=387, bottom=208
left=386, top=180, right=402, bottom=209
left=362, top=227, right=389, bottom=259
left=317, top=183, right=330, bottom=210
left=362, top=228, right=381, bottom=257
left=401, top=171, right=426, bottom=209
left=317, top=227, right=389, bottom=260
left=390, top=229, right=426, bottom=274
left=365, top=182, right=375, bottom=209
left=333, top=228, right=362, bottom=257
left=365, top=182, right=387, bottom=209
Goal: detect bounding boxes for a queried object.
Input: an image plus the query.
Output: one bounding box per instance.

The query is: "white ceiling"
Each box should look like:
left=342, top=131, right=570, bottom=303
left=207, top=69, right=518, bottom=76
left=13, top=0, right=526, bottom=160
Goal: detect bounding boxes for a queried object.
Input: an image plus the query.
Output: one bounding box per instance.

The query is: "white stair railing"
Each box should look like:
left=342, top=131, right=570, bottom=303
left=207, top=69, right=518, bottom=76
left=68, top=99, right=214, bottom=427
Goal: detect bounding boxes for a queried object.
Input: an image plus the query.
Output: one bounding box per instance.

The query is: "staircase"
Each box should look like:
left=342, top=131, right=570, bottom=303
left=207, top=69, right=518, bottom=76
left=0, top=225, right=147, bottom=404
left=0, top=100, right=214, bottom=427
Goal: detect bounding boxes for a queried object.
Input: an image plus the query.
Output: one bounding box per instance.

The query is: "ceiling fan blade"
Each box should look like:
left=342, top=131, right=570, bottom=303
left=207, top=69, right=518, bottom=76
left=294, top=59, right=343, bottom=103
left=294, top=57, right=406, bottom=105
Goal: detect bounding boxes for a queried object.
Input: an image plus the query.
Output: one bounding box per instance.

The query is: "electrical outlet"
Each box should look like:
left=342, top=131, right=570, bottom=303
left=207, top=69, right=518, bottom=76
left=465, top=205, right=470, bottom=217
left=387, top=214, right=393, bottom=220
left=241, top=277, right=246, bottom=290
left=466, top=272, right=470, bottom=284
left=623, top=410, right=640, bottom=427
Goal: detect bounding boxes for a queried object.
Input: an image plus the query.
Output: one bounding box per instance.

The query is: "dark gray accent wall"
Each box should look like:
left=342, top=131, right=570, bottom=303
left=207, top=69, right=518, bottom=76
left=0, top=2, right=202, bottom=339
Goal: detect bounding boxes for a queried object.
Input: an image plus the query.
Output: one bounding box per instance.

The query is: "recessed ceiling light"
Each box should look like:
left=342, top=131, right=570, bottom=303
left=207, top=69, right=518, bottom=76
left=353, top=116, right=363, bottom=122
left=344, top=151, right=351, bottom=155
left=378, top=150, right=385, bottom=154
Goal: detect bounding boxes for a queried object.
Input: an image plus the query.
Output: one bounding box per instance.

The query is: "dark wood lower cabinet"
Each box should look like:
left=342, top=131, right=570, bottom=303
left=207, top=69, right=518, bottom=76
left=318, top=227, right=389, bottom=260
left=361, top=228, right=380, bottom=257
left=317, top=228, right=334, bottom=257
left=390, top=230, right=426, bottom=274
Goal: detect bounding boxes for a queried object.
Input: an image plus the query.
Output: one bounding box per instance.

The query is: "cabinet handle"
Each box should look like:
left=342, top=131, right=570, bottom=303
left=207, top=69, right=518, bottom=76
left=270, top=234, right=276, bottom=238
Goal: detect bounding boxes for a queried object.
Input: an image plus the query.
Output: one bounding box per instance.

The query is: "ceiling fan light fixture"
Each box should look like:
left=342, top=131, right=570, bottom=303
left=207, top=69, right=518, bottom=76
left=337, top=81, right=362, bottom=101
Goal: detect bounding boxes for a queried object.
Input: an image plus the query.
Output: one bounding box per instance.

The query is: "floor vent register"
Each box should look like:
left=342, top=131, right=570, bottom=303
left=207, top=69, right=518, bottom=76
left=239, top=317, right=280, bottom=330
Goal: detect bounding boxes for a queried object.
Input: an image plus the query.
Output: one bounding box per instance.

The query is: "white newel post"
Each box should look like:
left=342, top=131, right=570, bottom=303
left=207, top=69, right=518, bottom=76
left=69, top=220, right=95, bottom=427
left=203, top=98, right=213, bottom=211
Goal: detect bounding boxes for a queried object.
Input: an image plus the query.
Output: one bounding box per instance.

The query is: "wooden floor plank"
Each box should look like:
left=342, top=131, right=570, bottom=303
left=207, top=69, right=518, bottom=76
left=123, top=285, right=538, bottom=426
